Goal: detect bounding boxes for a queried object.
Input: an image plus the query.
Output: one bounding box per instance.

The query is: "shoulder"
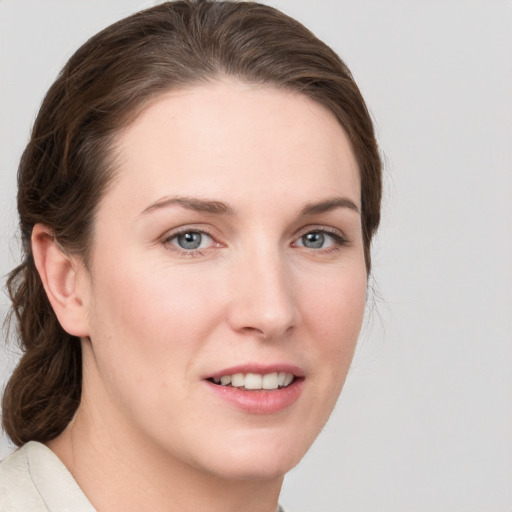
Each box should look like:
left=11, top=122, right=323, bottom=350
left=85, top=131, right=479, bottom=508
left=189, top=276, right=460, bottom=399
left=0, top=442, right=48, bottom=511
left=0, top=441, right=95, bottom=512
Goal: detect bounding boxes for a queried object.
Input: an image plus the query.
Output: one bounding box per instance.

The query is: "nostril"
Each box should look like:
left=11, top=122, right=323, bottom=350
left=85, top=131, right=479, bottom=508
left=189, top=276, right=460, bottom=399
left=238, top=324, right=295, bottom=340
left=240, top=326, right=266, bottom=337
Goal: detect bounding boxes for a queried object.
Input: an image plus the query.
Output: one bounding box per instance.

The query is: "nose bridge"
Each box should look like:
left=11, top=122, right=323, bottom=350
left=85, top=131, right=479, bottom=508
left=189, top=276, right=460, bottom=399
left=228, top=239, right=298, bottom=339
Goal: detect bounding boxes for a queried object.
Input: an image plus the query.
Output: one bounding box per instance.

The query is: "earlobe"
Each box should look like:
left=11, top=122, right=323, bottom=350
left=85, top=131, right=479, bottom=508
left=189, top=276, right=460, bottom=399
left=31, top=224, right=90, bottom=337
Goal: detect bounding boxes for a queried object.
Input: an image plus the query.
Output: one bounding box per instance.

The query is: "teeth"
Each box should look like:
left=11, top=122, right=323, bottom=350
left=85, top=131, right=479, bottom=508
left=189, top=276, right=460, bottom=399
left=220, top=375, right=231, bottom=386
left=283, top=373, right=293, bottom=387
left=262, top=372, right=278, bottom=390
left=231, top=373, right=244, bottom=387
left=244, top=373, right=262, bottom=390
left=212, top=372, right=295, bottom=390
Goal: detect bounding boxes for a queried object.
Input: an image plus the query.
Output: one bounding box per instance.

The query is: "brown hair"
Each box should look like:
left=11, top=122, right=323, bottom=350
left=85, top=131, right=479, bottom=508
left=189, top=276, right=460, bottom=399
left=2, top=0, right=382, bottom=446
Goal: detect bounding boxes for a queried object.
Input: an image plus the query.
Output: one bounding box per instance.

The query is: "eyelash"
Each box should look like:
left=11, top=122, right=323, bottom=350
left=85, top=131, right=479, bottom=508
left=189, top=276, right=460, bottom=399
left=162, top=226, right=348, bottom=257
left=162, top=227, right=218, bottom=258
left=293, top=227, right=348, bottom=253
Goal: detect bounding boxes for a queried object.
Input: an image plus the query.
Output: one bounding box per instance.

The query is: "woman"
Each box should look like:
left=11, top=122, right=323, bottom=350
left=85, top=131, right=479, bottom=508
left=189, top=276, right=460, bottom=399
left=0, top=1, right=381, bottom=510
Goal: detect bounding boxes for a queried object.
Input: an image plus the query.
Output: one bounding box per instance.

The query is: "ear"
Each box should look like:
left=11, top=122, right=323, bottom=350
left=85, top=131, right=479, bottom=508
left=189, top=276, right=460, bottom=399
left=31, top=224, right=91, bottom=338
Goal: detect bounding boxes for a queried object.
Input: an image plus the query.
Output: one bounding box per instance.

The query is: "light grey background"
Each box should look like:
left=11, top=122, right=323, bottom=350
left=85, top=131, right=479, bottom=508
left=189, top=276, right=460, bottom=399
left=1, top=1, right=511, bottom=511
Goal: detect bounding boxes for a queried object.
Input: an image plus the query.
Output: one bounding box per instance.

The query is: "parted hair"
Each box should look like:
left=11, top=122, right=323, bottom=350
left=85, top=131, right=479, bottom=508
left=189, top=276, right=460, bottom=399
left=2, top=0, right=382, bottom=447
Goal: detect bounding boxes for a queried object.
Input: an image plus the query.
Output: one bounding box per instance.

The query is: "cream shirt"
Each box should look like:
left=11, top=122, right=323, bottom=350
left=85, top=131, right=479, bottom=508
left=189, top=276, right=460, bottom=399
left=0, top=441, right=288, bottom=511
left=0, top=441, right=94, bottom=511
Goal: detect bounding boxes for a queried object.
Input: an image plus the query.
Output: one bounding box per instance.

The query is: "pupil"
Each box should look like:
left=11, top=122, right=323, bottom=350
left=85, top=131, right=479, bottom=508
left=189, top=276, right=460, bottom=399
left=178, top=232, right=201, bottom=250
left=303, top=232, right=324, bottom=248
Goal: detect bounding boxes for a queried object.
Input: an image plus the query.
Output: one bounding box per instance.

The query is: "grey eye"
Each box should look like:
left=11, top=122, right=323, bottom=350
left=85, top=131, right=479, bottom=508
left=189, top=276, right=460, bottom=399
left=165, top=229, right=216, bottom=254
left=301, top=232, right=325, bottom=249
left=175, top=232, right=204, bottom=250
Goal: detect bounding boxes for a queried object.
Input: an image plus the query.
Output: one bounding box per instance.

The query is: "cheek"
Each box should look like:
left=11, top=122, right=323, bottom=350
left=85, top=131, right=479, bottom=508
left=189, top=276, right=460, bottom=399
left=86, top=259, right=222, bottom=371
left=304, top=266, right=366, bottom=338
left=285, top=264, right=366, bottom=450
left=83, top=263, right=218, bottom=426
left=301, top=264, right=367, bottom=382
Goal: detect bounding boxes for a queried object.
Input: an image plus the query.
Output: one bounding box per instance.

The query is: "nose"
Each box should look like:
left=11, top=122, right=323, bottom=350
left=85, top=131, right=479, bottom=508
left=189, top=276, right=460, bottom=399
left=226, top=247, right=300, bottom=340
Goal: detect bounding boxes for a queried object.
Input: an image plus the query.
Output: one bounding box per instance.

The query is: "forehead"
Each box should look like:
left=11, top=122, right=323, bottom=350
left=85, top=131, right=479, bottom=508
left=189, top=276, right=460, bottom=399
left=107, top=80, right=360, bottom=214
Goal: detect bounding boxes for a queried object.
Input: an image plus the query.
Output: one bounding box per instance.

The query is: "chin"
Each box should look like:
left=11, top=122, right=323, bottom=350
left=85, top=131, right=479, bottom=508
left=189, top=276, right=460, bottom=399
left=206, top=452, right=300, bottom=482
left=192, top=427, right=314, bottom=482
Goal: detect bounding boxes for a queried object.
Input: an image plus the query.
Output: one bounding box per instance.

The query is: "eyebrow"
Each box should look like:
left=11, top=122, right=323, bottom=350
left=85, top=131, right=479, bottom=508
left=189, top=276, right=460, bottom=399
left=300, top=197, right=360, bottom=216
left=139, top=195, right=359, bottom=218
left=139, top=196, right=236, bottom=216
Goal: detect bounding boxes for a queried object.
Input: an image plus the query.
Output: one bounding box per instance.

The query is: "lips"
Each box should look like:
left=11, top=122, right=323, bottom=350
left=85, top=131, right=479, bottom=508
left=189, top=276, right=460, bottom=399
left=204, top=364, right=305, bottom=414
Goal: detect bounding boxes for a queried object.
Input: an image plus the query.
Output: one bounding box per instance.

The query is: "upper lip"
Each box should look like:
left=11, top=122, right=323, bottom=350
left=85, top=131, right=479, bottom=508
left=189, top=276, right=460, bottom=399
left=204, top=363, right=305, bottom=380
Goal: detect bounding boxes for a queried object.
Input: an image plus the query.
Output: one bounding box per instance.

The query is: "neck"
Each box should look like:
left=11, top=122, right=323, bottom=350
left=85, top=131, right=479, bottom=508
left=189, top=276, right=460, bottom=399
left=47, top=393, right=283, bottom=512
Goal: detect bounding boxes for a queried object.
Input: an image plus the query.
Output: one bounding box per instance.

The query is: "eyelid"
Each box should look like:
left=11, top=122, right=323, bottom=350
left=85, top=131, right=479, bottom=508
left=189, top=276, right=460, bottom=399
left=163, top=227, right=211, bottom=242
left=295, top=225, right=348, bottom=241
left=161, top=223, right=216, bottom=241
left=292, top=226, right=349, bottom=249
left=161, top=225, right=222, bottom=256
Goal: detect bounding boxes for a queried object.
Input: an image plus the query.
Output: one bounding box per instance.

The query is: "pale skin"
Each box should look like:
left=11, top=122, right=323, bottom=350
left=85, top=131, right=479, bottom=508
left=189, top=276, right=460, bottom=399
left=32, top=80, right=367, bottom=512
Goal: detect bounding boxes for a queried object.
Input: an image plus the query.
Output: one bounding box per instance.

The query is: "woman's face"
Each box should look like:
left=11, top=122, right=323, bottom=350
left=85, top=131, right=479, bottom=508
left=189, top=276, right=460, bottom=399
left=77, top=81, right=366, bottom=481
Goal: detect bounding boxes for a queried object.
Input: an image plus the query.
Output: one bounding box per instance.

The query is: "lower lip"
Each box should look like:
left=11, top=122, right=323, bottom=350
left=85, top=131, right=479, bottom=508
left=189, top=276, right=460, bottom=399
left=204, top=379, right=304, bottom=414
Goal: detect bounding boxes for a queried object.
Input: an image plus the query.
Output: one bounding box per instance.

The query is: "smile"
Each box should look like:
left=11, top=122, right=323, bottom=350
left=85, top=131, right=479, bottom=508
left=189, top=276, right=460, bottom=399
left=204, top=365, right=305, bottom=414
left=209, top=372, right=295, bottom=390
